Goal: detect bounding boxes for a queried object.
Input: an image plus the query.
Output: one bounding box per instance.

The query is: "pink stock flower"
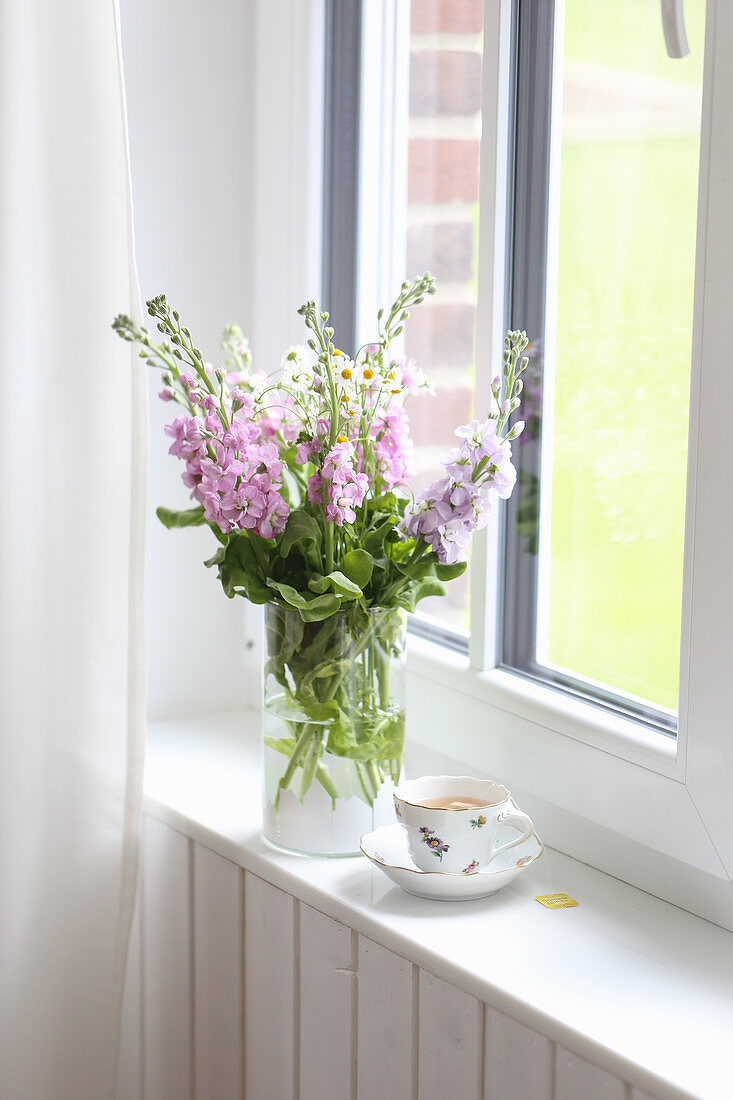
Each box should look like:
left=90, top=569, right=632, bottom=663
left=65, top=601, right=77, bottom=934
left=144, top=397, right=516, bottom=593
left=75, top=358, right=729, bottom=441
left=259, top=493, right=289, bottom=538
left=322, top=440, right=355, bottom=480
left=295, top=437, right=319, bottom=465
left=325, top=473, right=368, bottom=526
left=163, top=399, right=291, bottom=538
left=307, top=473, right=324, bottom=504
left=371, top=406, right=414, bottom=490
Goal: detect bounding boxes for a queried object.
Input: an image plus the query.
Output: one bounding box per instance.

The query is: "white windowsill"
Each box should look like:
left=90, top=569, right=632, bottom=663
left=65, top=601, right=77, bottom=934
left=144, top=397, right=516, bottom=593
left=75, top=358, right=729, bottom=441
left=145, top=709, right=732, bottom=1100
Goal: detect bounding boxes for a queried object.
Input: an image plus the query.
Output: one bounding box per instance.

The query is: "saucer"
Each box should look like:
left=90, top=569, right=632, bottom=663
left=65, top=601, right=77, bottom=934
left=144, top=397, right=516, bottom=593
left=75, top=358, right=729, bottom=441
left=360, top=823, right=543, bottom=901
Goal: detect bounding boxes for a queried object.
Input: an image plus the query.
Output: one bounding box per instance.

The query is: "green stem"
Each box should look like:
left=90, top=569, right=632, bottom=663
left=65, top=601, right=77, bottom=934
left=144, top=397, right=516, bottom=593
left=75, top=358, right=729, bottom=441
left=324, top=522, right=334, bottom=576
left=274, top=723, right=313, bottom=810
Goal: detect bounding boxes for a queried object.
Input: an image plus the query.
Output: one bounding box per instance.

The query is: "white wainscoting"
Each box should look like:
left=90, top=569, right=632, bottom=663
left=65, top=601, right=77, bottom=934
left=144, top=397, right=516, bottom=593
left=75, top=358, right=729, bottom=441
left=116, top=813, right=664, bottom=1100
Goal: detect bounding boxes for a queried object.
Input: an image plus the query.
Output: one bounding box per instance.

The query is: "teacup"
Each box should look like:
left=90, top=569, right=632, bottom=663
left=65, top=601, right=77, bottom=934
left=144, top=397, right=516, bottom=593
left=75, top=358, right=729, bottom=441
left=393, top=775, right=533, bottom=875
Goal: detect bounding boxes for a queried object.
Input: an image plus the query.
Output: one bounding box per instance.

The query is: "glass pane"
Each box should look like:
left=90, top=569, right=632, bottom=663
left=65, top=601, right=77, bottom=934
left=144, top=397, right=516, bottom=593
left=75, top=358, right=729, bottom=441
left=538, top=0, right=705, bottom=711
left=402, top=0, right=484, bottom=632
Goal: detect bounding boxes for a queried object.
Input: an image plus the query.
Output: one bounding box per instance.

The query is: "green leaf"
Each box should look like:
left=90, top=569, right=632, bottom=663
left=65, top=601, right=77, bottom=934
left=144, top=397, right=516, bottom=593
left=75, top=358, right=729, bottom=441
left=203, top=547, right=225, bottom=569
left=308, top=571, right=363, bottom=600
left=266, top=580, right=341, bottom=622
left=395, top=560, right=435, bottom=580
left=435, top=561, right=467, bottom=581
left=364, top=517, right=399, bottom=557
left=266, top=694, right=339, bottom=724
left=156, top=505, right=206, bottom=529
left=341, top=549, right=374, bottom=589
left=395, top=576, right=447, bottom=613
left=279, top=509, right=322, bottom=558
left=299, top=595, right=342, bottom=621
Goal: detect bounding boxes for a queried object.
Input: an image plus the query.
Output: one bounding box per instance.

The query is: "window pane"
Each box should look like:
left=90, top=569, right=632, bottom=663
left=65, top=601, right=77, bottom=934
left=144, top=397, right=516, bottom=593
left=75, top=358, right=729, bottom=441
left=403, top=0, right=484, bottom=632
left=537, top=0, right=705, bottom=711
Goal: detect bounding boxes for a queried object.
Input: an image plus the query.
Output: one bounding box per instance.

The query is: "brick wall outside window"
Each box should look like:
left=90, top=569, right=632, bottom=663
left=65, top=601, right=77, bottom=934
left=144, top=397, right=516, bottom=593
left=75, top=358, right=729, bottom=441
left=404, top=0, right=483, bottom=626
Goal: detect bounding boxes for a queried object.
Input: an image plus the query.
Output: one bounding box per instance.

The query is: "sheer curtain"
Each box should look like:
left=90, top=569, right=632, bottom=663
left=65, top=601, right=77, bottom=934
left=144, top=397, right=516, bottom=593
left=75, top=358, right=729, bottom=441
left=0, top=2, right=146, bottom=1097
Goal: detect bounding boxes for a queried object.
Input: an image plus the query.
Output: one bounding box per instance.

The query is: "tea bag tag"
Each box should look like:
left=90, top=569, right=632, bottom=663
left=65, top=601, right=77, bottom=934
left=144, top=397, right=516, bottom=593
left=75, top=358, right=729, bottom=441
left=535, top=893, right=578, bottom=909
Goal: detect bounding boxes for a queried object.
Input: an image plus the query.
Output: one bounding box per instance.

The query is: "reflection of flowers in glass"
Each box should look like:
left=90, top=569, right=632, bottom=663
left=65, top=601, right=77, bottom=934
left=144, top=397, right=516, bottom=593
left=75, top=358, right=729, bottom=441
left=419, top=826, right=450, bottom=860
left=469, top=815, right=487, bottom=829
left=462, top=859, right=480, bottom=874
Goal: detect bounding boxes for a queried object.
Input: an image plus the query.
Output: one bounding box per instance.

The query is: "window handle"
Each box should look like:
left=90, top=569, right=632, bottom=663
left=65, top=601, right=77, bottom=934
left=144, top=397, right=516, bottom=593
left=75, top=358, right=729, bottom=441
left=661, top=0, right=690, bottom=58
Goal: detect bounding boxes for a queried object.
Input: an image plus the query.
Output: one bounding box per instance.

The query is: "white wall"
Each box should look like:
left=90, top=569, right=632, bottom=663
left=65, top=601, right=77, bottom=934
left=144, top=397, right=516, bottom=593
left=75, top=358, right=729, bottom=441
left=121, top=0, right=258, bottom=718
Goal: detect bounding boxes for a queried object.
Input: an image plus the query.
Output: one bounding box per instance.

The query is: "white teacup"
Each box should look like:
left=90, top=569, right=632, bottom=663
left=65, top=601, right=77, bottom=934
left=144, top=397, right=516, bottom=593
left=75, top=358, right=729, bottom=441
left=393, top=775, right=533, bottom=875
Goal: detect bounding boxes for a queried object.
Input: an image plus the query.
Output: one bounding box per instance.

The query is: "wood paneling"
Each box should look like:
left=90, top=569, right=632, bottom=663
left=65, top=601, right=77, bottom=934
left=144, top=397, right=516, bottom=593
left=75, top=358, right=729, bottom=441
left=193, top=844, right=244, bottom=1100
left=120, top=818, right=657, bottom=1100
left=484, top=1004, right=553, bottom=1099
left=555, top=1046, right=626, bottom=1099
left=418, top=969, right=483, bottom=1098
left=244, top=872, right=297, bottom=1100
left=142, top=816, right=193, bottom=1100
left=357, top=937, right=415, bottom=1100
left=299, top=905, right=355, bottom=1099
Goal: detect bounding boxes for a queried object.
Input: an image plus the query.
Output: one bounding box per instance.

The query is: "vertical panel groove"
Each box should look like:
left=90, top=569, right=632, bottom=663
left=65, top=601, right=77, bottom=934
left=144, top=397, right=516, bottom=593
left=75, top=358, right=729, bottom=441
left=293, top=897, right=301, bottom=1100
left=351, top=931, right=358, bottom=1100
left=188, top=838, right=196, bottom=1098
left=240, top=869, right=246, bottom=1100
left=551, top=1040, right=557, bottom=1100
left=479, top=1002, right=486, bottom=1100
left=140, top=840, right=146, bottom=1100
left=411, top=965, right=420, bottom=1100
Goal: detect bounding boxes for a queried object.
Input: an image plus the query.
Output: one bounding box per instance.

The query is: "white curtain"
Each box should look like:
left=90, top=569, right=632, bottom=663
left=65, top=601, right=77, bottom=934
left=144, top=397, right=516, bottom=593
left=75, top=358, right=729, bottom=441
left=0, top=2, right=146, bottom=1097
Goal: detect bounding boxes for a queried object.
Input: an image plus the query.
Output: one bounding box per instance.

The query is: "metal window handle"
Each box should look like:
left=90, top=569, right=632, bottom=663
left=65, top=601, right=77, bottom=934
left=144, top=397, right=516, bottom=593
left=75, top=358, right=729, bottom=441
left=661, top=0, right=690, bottom=58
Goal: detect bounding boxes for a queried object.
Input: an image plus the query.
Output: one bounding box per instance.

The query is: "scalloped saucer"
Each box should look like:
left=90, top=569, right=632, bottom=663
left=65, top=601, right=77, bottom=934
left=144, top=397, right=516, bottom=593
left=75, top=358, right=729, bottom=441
left=360, top=823, right=544, bottom=901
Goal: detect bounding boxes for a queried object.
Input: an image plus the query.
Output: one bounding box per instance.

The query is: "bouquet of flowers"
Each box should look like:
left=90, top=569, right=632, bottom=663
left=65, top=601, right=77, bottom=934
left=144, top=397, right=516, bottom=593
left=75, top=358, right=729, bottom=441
left=113, top=275, right=527, bottom=825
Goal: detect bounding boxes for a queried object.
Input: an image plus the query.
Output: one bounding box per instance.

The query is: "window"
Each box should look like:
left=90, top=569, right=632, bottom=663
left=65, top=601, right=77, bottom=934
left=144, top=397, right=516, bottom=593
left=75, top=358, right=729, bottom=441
left=256, top=0, right=733, bottom=926
left=503, top=0, right=705, bottom=733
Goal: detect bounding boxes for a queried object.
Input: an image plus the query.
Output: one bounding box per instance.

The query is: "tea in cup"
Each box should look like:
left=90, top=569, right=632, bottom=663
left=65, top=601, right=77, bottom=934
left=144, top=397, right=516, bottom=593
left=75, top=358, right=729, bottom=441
left=393, top=775, right=533, bottom=875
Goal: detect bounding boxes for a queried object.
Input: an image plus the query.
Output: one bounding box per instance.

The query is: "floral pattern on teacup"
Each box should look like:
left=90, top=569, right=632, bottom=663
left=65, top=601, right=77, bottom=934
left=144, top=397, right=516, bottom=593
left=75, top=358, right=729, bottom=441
left=469, top=815, right=487, bottom=829
left=394, top=801, right=402, bottom=819
left=419, top=826, right=449, bottom=860
left=462, top=859, right=480, bottom=874
left=515, top=853, right=533, bottom=866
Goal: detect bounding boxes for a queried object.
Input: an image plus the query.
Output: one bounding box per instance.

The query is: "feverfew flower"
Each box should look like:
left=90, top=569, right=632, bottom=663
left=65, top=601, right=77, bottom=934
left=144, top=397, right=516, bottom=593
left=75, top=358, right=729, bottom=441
left=332, top=351, right=357, bottom=394
left=281, top=344, right=318, bottom=387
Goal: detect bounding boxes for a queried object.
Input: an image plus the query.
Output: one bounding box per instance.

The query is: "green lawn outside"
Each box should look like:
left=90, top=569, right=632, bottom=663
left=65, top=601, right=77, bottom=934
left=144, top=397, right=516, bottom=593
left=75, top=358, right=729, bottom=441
left=546, top=1, right=706, bottom=710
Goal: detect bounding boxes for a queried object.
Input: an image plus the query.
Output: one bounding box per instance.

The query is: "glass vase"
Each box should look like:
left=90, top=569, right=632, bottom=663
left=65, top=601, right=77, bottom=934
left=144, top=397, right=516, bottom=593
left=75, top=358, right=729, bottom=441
left=262, top=604, right=407, bottom=856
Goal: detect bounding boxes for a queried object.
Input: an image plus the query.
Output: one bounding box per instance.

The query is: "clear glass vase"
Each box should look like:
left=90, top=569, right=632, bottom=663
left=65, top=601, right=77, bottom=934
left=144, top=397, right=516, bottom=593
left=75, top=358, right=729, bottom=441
left=262, top=604, right=407, bottom=856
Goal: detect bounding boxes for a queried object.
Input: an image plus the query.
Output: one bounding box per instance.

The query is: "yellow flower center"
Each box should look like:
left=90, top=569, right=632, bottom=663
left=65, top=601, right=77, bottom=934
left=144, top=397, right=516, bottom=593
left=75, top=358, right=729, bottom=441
left=336, top=434, right=348, bottom=443
left=340, top=367, right=353, bottom=380
left=363, top=368, right=374, bottom=380
left=333, top=348, right=342, bottom=357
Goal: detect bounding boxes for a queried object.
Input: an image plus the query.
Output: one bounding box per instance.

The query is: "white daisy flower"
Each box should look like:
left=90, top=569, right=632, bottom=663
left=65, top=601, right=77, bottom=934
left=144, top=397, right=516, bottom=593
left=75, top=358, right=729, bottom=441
left=281, top=344, right=318, bottom=387
left=332, top=350, right=357, bottom=395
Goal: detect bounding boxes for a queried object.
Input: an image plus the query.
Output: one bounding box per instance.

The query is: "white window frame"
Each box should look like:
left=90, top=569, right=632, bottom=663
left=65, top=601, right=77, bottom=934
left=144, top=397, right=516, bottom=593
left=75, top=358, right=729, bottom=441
left=252, top=0, right=733, bottom=928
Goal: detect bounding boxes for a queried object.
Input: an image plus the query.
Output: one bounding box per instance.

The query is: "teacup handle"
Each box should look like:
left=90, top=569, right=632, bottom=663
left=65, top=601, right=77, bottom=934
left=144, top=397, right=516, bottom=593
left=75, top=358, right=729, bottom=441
left=488, top=809, right=533, bottom=864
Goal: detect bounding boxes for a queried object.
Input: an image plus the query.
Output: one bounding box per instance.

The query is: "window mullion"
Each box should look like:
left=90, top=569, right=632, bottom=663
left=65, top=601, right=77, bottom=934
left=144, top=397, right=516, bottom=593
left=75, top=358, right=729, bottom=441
left=469, top=0, right=518, bottom=671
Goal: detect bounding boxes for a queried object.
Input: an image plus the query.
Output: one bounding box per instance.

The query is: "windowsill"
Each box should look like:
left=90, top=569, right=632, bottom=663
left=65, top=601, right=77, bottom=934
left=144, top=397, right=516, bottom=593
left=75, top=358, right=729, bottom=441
left=145, top=709, right=733, bottom=1100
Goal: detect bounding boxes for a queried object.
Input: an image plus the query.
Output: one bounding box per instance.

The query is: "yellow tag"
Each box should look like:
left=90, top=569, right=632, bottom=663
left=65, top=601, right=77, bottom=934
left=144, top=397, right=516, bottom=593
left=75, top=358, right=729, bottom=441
left=536, top=893, right=578, bottom=909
